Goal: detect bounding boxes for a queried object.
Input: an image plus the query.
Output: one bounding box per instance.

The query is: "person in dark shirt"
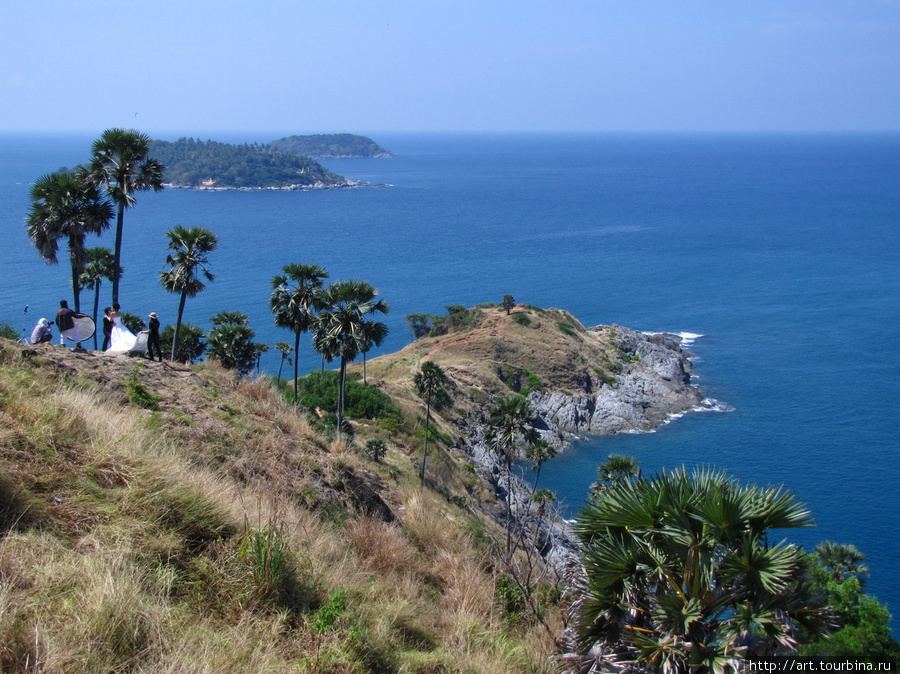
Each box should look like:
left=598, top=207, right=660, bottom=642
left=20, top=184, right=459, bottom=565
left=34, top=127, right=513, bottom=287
left=55, top=300, right=85, bottom=352
left=146, top=311, right=162, bottom=362
left=101, top=307, right=113, bottom=351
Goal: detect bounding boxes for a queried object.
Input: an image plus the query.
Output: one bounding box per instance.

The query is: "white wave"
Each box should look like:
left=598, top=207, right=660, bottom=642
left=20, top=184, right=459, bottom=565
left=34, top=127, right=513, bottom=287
left=693, top=398, right=735, bottom=413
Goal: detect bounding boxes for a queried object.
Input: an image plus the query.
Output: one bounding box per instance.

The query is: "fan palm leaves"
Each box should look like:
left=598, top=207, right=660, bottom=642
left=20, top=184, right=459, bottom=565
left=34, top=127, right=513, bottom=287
left=270, top=263, right=329, bottom=404
left=485, top=395, right=539, bottom=553
left=79, top=247, right=117, bottom=349
left=413, top=360, right=449, bottom=486
left=314, top=279, right=388, bottom=439
left=159, top=226, right=217, bottom=361
left=573, top=466, right=828, bottom=669
left=26, top=171, right=113, bottom=313
left=814, top=541, right=869, bottom=582
left=87, top=128, right=164, bottom=306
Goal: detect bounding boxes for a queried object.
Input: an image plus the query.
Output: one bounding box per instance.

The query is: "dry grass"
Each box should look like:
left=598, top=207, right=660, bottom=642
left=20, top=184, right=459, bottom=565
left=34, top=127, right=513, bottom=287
left=0, top=340, right=562, bottom=673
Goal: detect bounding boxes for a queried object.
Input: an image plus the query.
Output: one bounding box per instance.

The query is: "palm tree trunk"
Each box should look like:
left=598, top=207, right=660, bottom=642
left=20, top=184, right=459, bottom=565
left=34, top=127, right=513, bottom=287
left=293, top=330, right=301, bottom=405
left=420, top=396, right=432, bottom=486
left=531, top=464, right=542, bottom=495
left=171, top=290, right=187, bottom=361
left=111, top=205, right=125, bottom=307
left=70, top=259, right=81, bottom=314
left=92, top=283, right=101, bottom=350
left=337, top=357, right=347, bottom=440
left=505, top=456, right=513, bottom=555
left=277, top=355, right=285, bottom=381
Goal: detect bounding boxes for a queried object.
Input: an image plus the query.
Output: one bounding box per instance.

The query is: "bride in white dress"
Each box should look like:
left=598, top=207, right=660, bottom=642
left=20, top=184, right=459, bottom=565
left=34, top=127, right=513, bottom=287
left=107, top=306, right=137, bottom=352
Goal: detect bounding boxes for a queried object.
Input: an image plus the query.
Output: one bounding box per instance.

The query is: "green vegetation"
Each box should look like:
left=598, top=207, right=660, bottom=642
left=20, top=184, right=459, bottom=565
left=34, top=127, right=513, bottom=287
left=295, top=370, right=400, bottom=422
left=159, top=226, right=218, bottom=361
left=88, top=128, right=165, bottom=306
left=206, top=311, right=265, bottom=376
left=556, top=321, right=578, bottom=337
left=414, top=361, right=450, bottom=486
left=160, top=323, right=206, bottom=363
left=26, top=171, right=113, bottom=313
left=125, top=365, right=161, bottom=410
left=501, top=294, right=516, bottom=315
left=267, top=133, right=394, bottom=158
left=151, top=137, right=347, bottom=188
left=575, top=464, right=834, bottom=668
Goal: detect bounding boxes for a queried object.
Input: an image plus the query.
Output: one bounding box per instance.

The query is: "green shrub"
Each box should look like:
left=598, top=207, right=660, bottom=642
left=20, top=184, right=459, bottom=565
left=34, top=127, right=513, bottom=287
left=125, top=367, right=161, bottom=410
left=363, top=438, right=387, bottom=462
left=512, top=314, right=531, bottom=327
left=297, top=371, right=401, bottom=421
left=556, top=322, right=577, bottom=337
left=0, top=323, right=18, bottom=340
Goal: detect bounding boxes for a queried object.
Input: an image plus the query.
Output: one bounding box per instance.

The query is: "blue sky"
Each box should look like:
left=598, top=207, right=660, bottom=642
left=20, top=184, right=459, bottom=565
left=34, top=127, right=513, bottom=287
left=2, top=1, right=899, bottom=135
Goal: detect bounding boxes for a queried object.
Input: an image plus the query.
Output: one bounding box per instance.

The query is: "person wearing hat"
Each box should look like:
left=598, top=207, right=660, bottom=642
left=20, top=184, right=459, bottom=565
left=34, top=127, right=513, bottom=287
left=146, top=311, right=162, bottom=362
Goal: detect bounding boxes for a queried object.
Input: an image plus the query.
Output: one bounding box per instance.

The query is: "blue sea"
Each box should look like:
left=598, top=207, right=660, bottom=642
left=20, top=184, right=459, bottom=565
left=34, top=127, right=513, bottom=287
left=2, top=132, right=898, bottom=630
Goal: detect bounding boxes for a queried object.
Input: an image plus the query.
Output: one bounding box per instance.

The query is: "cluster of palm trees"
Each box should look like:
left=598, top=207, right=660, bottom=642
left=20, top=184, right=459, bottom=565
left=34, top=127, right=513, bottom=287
left=269, top=263, right=389, bottom=439
left=26, top=129, right=163, bottom=316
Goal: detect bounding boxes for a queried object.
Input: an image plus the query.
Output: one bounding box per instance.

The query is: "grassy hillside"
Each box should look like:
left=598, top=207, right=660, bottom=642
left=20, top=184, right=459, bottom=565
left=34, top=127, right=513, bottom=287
left=0, top=339, right=563, bottom=673
left=355, top=303, right=626, bottom=420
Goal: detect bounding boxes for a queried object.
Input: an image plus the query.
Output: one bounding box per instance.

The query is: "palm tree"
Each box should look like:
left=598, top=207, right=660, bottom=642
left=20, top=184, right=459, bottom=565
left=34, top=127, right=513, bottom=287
left=358, top=318, right=388, bottom=385
left=485, top=395, right=539, bottom=553
left=814, top=541, right=869, bottom=582
left=524, top=439, right=557, bottom=495
left=87, top=128, right=164, bottom=306
left=270, top=263, right=329, bottom=404
left=574, top=466, right=829, bottom=670
left=159, top=226, right=217, bottom=361
left=26, top=172, right=113, bottom=313
left=207, top=311, right=259, bottom=376
left=413, top=361, right=450, bottom=486
left=314, top=280, right=388, bottom=439
left=275, top=341, right=293, bottom=381
left=79, top=247, right=117, bottom=349
left=589, top=453, right=640, bottom=499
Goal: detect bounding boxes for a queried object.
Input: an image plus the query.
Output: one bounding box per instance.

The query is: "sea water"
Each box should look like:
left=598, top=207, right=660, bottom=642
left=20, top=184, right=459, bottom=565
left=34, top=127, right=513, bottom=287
left=1, top=132, right=898, bottom=630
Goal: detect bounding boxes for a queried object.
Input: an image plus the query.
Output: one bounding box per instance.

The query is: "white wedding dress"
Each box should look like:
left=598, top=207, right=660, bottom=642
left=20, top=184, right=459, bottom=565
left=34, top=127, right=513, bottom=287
left=107, top=315, right=147, bottom=353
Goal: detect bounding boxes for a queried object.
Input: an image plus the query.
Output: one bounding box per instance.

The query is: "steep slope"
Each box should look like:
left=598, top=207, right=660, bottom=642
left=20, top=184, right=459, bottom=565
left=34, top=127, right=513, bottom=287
left=0, top=340, right=560, bottom=673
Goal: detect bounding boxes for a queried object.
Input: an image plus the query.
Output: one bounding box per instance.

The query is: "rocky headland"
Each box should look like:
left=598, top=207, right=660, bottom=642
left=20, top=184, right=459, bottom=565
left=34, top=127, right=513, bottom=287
left=359, top=305, right=705, bottom=579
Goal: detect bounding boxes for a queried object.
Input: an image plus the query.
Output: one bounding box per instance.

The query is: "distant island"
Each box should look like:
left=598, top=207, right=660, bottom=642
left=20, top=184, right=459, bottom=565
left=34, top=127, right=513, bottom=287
left=150, top=137, right=356, bottom=190
left=267, top=133, right=395, bottom=159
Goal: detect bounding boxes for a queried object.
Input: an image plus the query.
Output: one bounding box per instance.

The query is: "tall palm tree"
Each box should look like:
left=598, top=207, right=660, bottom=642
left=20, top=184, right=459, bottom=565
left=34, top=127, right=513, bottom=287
left=485, top=395, right=539, bottom=553
left=159, top=226, right=217, bottom=361
left=314, top=280, right=389, bottom=439
left=270, top=263, right=329, bottom=404
left=87, top=128, right=164, bottom=306
left=26, top=171, right=113, bottom=313
left=524, top=439, right=557, bottom=495
left=574, top=466, right=829, bottom=670
left=358, top=318, right=389, bottom=385
left=79, top=247, right=117, bottom=349
left=413, top=360, right=449, bottom=486
left=275, top=341, right=293, bottom=381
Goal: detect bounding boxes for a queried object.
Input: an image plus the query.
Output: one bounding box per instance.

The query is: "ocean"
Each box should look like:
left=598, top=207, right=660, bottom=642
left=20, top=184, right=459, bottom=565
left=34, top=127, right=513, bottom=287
left=2, top=131, right=898, bottom=630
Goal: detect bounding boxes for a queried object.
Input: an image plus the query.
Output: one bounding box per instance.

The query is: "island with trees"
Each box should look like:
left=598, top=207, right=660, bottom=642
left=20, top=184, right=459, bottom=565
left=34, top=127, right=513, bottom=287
left=150, top=137, right=355, bottom=189
left=267, top=133, right=395, bottom=158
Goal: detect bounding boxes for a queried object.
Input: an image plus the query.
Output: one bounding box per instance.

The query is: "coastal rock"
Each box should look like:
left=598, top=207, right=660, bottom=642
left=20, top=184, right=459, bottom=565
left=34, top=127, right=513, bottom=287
left=529, top=325, right=700, bottom=435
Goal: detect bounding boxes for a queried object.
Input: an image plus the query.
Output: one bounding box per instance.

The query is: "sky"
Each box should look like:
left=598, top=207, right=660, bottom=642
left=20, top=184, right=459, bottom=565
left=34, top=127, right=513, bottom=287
left=2, top=0, right=899, bottom=135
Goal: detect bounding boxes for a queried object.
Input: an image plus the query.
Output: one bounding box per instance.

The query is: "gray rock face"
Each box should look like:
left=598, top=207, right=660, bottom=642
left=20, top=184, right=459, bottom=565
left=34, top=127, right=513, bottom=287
left=529, top=326, right=701, bottom=435
left=455, top=325, right=703, bottom=581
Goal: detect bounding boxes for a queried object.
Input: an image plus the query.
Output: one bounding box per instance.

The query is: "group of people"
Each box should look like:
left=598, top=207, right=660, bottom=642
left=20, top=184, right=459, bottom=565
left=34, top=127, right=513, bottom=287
left=30, top=300, right=163, bottom=362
